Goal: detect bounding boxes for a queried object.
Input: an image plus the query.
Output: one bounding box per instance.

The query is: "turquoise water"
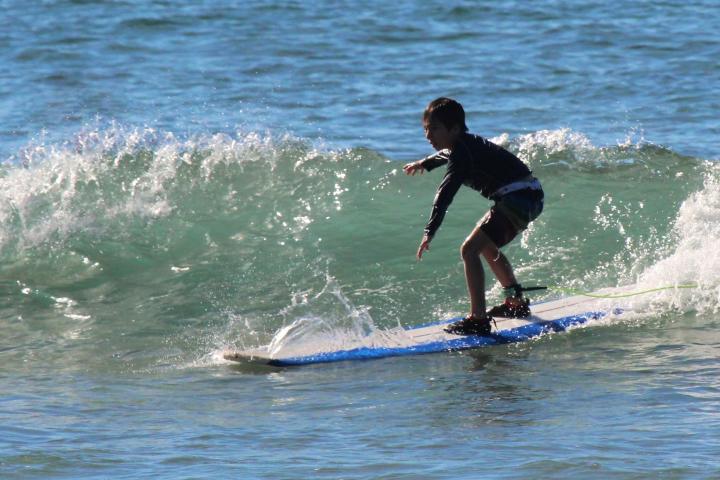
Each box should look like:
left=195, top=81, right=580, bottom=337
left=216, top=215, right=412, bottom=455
left=2, top=1, right=720, bottom=478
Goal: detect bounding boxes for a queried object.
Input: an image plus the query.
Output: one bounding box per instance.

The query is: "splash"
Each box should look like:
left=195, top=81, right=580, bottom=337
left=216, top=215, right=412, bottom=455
left=265, top=274, right=411, bottom=359
left=633, top=163, right=720, bottom=314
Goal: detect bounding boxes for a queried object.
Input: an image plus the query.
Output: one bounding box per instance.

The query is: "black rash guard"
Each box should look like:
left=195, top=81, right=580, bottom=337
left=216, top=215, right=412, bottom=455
left=420, top=132, right=533, bottom=239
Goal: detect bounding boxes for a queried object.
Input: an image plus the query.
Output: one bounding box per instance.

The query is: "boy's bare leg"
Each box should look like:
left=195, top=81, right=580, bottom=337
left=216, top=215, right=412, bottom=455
left=483, top=249, right=517, bottom=289
left=460, top=225, right=497, bottom=318
left=462, top=224, right=525, bottom=315
left=482, top=246, right=525, bottom=307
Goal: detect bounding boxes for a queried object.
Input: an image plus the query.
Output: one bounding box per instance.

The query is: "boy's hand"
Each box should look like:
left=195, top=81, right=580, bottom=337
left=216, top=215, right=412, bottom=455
left=416, top=235, right=432, bottom=260
left=403, top=161, right=425, bottom=176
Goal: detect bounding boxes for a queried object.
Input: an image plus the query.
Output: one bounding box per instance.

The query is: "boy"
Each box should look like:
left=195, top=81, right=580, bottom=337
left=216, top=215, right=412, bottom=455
left=403, top=97, right=544, bottom=335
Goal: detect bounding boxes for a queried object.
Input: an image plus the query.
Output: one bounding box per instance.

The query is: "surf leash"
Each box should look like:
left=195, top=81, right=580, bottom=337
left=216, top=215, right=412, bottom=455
left=542, top=283, right=699, bottom=299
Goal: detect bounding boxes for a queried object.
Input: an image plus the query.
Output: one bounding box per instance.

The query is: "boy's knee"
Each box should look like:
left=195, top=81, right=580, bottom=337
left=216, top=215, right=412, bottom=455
left=460, top=240, right=479, bottom=261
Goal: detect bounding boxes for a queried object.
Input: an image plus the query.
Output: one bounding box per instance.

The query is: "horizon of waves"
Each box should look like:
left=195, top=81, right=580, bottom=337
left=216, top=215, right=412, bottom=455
left=0, top=125, right=714, bottom=371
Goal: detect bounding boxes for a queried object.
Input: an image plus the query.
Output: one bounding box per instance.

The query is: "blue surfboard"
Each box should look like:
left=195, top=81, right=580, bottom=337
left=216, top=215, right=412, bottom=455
left=224, top=291, right=628, bottom=367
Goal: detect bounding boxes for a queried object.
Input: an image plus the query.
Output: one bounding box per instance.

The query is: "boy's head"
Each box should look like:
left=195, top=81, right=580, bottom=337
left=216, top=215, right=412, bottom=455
left=422, top=97, right=468, bottom=133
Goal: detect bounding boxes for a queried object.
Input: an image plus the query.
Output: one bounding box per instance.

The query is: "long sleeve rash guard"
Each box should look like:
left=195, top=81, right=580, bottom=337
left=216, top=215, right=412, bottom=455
left=419, top=133, right=532, bottom=239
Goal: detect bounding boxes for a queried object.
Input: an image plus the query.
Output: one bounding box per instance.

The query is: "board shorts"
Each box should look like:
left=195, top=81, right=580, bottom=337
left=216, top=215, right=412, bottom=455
left=478, top=188, right=544, bottom=248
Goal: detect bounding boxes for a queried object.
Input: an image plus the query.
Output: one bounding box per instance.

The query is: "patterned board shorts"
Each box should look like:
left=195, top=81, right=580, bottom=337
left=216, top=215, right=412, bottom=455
left=478, top=189, right=544, bottom=248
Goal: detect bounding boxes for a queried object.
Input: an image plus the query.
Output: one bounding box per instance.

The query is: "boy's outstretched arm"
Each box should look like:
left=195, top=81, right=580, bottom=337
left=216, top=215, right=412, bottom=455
left=403, top=161, right=425, bottom=175
left=403, top=150, right=450, bottom=176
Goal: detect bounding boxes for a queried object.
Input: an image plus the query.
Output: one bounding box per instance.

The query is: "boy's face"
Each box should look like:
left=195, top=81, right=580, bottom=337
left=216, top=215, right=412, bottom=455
left=423, top=118, right=460, bottom=151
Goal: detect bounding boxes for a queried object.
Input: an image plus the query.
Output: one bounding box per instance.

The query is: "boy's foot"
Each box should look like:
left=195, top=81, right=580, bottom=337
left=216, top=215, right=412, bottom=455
left=488, top=296, right=531, bottom=318
left=444, top=315, right=493, bottom=335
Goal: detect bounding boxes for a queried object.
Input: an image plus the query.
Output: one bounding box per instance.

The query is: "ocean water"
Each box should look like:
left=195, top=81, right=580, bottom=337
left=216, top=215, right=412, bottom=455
left=2, top=0, right=720, bottom=478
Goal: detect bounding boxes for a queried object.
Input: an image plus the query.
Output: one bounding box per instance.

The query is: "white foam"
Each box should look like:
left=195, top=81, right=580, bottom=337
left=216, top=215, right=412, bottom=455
left=633, top=164, right=720, bottom=314
left=0, top=125, right=313, bottom=254
left=490, top=128, right=595, bottom=168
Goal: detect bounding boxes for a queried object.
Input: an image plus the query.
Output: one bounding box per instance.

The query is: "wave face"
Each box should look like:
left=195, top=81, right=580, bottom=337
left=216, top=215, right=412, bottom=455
left=0, top=126, right=715, bottom=371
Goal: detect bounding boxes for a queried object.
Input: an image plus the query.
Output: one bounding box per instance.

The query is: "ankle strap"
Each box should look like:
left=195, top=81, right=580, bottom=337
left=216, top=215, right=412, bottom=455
left=503, top=284, right=524, bottom=298
left=503, top=283, right=548, bottom=298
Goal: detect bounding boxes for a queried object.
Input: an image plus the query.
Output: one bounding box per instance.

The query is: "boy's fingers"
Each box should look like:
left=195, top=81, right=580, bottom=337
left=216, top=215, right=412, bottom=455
left=403, top=163, right=424, bottom=175
left=416, top=240, right=430, bottom=260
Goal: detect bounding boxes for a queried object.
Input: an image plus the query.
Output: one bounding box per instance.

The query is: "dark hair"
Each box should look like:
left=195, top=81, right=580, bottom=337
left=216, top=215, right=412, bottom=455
left=423, top=97, right=468, bottom=132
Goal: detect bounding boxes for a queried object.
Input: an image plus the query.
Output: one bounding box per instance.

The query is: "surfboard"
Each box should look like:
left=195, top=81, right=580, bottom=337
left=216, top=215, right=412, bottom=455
left=223, top=290, right=631, bottom=367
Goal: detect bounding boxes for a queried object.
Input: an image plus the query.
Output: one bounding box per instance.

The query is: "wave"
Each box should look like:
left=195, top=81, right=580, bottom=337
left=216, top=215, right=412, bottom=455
left=1, top=126, right=702, bottom=256
left=0, top=125, right=716, bottom=370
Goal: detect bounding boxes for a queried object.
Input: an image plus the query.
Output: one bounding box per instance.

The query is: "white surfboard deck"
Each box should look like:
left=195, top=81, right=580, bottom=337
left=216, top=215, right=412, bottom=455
left=224, top=290, right=628, bottom=367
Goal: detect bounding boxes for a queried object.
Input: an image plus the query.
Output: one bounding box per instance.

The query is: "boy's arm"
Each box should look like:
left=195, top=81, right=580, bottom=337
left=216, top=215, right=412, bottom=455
left=417, top=170, right=462, bottom=260
left=419, top=149, right=451, bottom=172
left=403, top=150, right=451, bottom=176
left=423, top=167, right=463, bottom=239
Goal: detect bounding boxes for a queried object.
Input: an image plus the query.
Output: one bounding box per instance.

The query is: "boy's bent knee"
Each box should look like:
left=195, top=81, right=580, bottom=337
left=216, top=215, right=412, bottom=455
left=460, top=240, right=481, bottom=261
left=465, top=244, right=500, bottom=263
left=461, top=228, right=494, bottom=261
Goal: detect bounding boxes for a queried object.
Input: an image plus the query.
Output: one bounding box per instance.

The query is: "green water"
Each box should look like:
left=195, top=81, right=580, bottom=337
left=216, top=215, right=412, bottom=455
left=1, top=127, right=715, bottom=374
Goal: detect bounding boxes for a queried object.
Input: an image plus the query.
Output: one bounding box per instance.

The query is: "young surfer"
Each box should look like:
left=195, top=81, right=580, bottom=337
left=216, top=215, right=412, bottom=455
left=404, top=97, right=544, bottom=335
